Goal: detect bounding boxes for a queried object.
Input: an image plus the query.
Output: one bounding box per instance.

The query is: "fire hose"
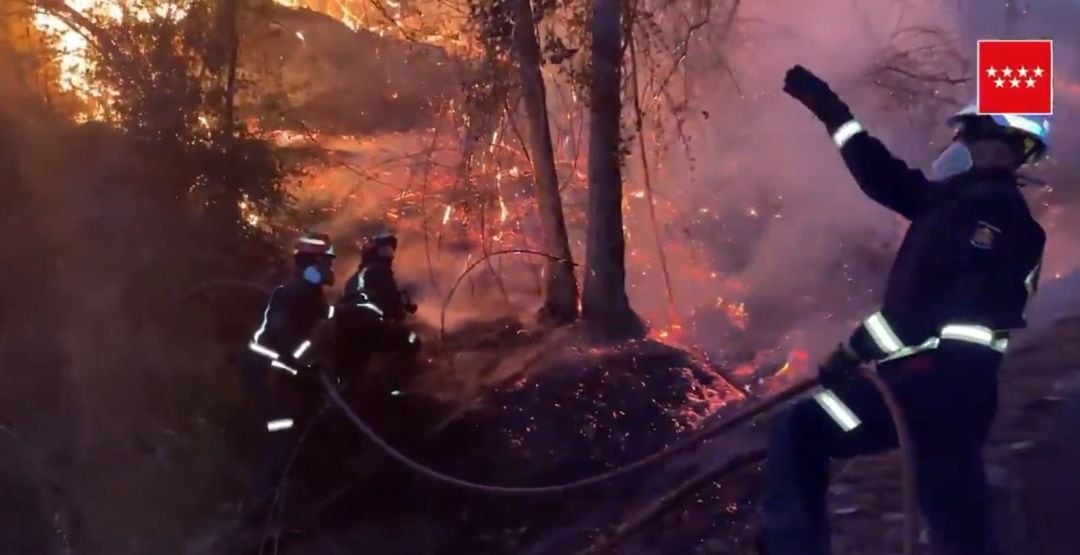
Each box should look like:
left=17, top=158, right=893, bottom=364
left=319, top=371, right=918, bottom=555
left=181, top=273, right=919, bottom=554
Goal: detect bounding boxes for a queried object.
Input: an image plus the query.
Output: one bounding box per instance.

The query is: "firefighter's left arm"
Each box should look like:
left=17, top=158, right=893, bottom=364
left=782, top=65, right=932, bottom=219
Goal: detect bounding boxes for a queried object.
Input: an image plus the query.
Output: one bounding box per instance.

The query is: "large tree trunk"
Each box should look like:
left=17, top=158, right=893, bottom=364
left=582, top=0, right=644, bottom=340
left=508, top=0, right=579, bottom=323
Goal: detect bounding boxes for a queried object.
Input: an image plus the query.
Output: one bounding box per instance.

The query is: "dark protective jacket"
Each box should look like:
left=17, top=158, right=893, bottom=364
left=242, top=276, right=333, bottom=384
left=340, top=256, right=407, bottom=323
left=833, top=125, right=1046, bottom=362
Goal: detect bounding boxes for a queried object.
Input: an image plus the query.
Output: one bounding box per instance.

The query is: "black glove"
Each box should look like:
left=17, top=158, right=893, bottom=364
left=818, top=342, right=863, bottom=390
left=782, top=65, right=853, bottom=131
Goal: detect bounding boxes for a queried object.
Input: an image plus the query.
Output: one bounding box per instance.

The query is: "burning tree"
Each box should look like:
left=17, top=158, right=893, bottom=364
left=0, top=3, right=70, bottom=109
left=26, top=0, right=741, bottom=338
left=26, top=0, right=296, bottom=259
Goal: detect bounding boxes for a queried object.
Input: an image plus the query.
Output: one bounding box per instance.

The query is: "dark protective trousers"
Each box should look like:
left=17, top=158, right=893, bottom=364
left=762, top=342, right=1002, bottom=555
left=251, top=375, right=317, bottom=504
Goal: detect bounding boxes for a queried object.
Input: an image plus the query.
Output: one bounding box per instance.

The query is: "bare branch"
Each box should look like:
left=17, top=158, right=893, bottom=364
left=879, top=64, right=969, bottom=85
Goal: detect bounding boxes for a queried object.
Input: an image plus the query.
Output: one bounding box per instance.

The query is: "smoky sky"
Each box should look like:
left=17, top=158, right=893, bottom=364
left=614, top=0, right=1080, bottom=365
left=290, top=0, right=1080, bottom=366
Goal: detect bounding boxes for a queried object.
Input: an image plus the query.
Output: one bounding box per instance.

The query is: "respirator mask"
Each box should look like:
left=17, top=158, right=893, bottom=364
left=302, top=266, right=324, bottom=285
left=930, top=140, right=973, bottom=181
left=302, top=264, right=334, bottom=286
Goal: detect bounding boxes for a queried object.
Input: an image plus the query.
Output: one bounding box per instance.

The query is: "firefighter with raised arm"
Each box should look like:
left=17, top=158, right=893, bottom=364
left=759, top=66, right=1049, bottom=555
left=335, top=231, right=420, bottom=391
left=236, top=231, right=338, bottom=520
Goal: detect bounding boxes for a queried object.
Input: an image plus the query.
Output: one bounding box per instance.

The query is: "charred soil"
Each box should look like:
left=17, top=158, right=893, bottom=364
left=243, top=320, right=745, bottom=555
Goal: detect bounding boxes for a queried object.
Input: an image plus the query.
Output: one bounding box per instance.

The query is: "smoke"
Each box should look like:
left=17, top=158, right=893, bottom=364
left=282, top=0, right=1080, bottom=368
left=616, top=0, right=960, bottom=363
left=616, top=0, right=1080, bottom=366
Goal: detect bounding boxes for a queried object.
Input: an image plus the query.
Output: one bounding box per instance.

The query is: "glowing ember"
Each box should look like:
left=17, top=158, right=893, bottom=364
left=238, top=195, right=263, bottom=228
left=777, top=349, right=810, bottom=377
left=715, top=297, right=749, bottom=330
left=650, top=322, right=685, bottom=342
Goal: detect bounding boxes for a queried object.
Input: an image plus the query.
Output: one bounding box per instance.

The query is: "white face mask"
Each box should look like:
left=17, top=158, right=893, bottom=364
left=930, top=141, right=973, bottom=180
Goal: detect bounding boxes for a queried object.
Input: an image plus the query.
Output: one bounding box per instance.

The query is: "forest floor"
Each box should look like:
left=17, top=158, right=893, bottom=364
left=591, top=313, right=1080, bottom=555
left=189, top=301, right=1080, bottom=555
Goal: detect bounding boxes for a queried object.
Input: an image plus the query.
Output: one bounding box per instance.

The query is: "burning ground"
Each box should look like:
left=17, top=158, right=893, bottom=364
left=3, top=0, right=1080, bottom=554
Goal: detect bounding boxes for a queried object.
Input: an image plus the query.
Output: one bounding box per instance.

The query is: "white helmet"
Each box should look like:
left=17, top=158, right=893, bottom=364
left=947, top=103, right=1051, bottom=163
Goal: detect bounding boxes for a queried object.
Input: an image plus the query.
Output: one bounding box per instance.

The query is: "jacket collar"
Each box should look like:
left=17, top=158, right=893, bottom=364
left=943, top=168, right=1019, bottom=198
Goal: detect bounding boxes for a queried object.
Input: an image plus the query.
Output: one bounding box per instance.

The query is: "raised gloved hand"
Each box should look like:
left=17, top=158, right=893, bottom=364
left=818, top=342, right=863, bottom=390
left=782, top=65, right=853, bottom=131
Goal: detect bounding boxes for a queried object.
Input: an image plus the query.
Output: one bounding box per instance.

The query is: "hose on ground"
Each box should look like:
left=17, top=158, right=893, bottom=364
left=579, top=367, right=917, bottom=554
left=178, top=279, right=915, bottom=546
left=321, top=372, right=816, bottom=494
left=179, top=278, right=918, bottom=550
left=323, top=369, right=918, bottom=554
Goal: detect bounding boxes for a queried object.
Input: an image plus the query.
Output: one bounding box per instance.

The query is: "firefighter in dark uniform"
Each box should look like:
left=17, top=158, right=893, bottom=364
left=335, top=232, right=419, bottom=392
left=237, top=231, right=337, bottom=518
left=760, top=66, right=1050, bottom=555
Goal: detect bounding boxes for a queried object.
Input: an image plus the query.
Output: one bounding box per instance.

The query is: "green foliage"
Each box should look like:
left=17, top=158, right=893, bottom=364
left=70, top=0, right=297, bottom=264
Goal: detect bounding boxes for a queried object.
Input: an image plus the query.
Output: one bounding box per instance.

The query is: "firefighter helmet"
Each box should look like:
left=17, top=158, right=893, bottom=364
left=360, top=231, right=397, bottom=260
left=293, top=231, right=336, bottom=258
left=372, top=231, right=397, bottom=250
left=947, top=103, right=1051, bottom=163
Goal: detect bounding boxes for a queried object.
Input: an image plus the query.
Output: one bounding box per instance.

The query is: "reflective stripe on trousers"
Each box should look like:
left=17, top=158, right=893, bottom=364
left=813, top=390, right=862, bottom=432
left=266, top=418, right=294, bottom=432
